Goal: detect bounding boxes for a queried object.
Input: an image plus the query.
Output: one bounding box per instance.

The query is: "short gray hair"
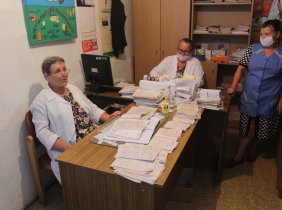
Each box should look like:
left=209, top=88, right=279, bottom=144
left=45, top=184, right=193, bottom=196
left=41, top=56, right=65, bottom=74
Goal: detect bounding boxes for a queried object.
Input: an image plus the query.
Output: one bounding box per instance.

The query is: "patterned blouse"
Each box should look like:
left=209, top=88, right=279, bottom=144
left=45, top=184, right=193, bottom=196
left=63, top=91, right=97, bottom=141
left=239, top=45, right=253, bottom=68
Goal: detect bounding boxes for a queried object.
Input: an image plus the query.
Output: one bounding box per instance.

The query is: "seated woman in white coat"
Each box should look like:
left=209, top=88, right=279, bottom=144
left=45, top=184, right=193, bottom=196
left=149, top=38, right=204, bottom=87
left=31, top=56, right=120, bottom=183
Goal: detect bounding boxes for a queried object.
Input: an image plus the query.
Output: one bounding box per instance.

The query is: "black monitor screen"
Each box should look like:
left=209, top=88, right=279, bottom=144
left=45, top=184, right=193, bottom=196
left=81, top=54, right=114, bottom=88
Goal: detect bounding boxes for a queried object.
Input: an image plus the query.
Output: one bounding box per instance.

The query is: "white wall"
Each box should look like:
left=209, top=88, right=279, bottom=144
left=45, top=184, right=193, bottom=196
left=0, top=1, right=133, bottom=210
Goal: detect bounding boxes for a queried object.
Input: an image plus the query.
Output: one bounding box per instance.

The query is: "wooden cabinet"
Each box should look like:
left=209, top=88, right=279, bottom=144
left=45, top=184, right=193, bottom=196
left=201, top=61, right=218, bottom=89
left=191, top=1, right=254, bottom=55
left=133, top=0, right=191, bottom=83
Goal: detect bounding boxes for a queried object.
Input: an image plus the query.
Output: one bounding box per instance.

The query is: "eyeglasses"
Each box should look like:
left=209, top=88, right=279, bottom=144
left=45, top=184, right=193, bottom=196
left=177, top=48, right=191, bottom=55
left=50, top=68, right=71, bottom=76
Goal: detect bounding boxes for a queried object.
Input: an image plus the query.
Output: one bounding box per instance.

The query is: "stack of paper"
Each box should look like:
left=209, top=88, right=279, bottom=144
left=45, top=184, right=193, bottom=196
left=133, top=89, right=163, bottom=107
left=176, top=103, right=201, bottom=119
left=94, top=106, right=160, bottom=144
left=208, top=25, right=220, bottom=33
left=232, top=25, right=249, bottom=35
left=195, top=89, right=223, bottom=110
left=220, top=26, right=232, bottom=34
left=111, top=144, right=165, bottom=184
left=123, top=106, right=157, bottom=120
left=194, top=25, right=208, bottom=34
left=119, top=85, right=139, bottom=99
left=149, top=134, right=179, bottom=153
left=102, top=117, right=160, bottom=144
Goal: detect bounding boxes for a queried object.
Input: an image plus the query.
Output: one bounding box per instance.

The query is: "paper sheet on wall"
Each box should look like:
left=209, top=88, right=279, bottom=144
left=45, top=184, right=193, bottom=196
left=77, top=7, right=98, bottom=53
left=98, top=0, right=113, bottom=55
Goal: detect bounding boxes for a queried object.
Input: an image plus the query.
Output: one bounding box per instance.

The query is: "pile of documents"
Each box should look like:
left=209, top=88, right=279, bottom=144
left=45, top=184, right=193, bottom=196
left=133, top=89, right=163, bottom=106
left=176, top=102, right=201, bottom=120
left=111, top=144, right=167, bottom=184
left=208, top=25, right=220, bottom=33
left=195, top=89, right=223, bottom=110
left=119, top=85, right=139, bottom=99
left=194, top=25, right=208, bottom=34
left=94, top=106, right=160, bottom=145
left=220, top=26, right=232, bottom=34
left=232, top=25, right=249, bottom=35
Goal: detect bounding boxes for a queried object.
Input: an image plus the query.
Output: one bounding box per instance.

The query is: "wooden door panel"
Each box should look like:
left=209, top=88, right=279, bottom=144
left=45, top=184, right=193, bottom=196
left=133, top=0, right=161, bottom=83
left=161, top=0, right=191, bottom=59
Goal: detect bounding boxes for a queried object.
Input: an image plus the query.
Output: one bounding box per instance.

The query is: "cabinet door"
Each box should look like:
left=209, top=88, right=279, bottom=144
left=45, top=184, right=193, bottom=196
left=133, top=0, right=161, bottom=83
left=161, top=0, right=191, bottom=59
left=201, top=61, right=217, bottom=89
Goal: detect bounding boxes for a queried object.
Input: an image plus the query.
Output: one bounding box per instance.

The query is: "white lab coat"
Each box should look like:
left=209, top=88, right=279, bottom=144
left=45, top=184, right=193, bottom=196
left=149, top=55, right=204, bottom=87
left=31, top=84, right=105, bottom=183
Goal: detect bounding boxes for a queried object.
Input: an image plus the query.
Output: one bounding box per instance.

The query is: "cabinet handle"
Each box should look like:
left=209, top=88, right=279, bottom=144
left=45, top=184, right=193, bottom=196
left=155, top=49, right=158, bottom=55
left=162, top=48, right=164, bottom=55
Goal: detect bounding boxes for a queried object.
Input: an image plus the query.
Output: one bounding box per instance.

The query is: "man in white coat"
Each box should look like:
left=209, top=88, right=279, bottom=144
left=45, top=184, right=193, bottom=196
left=149, top=38, right=204, bottom=87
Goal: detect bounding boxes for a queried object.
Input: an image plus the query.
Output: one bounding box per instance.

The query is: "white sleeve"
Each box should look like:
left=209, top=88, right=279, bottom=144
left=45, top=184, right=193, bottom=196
left=190, top=59, right=204, bottom=88
left=149, top=57, right=170, bottom=77
left=31, top=97, right=59, bottom=151
left=71, top=85, right=105, bottom=123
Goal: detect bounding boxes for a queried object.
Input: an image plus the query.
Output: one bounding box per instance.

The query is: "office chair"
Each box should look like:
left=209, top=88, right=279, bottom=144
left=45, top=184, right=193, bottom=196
left=25, top=111, right=52, bottom=205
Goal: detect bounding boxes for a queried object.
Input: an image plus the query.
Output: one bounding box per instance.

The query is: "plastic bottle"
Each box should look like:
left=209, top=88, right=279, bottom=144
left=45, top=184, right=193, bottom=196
left=162, top=96, right=169, bottom=114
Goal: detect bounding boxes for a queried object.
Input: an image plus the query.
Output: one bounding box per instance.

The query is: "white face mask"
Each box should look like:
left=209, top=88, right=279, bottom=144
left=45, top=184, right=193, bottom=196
left=177, top=53, right=190, bottom=62
left=260, top=36, right=275, bottom=47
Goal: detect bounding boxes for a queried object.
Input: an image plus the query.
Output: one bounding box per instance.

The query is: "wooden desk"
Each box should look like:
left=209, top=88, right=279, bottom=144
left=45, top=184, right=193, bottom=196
left=85, top=91, right=134, bottom=109
left=198, top=93, right=231, bottom=183
left=57, top=93, right=231, bottom=209
left=57, top=107, right=201, bottom=210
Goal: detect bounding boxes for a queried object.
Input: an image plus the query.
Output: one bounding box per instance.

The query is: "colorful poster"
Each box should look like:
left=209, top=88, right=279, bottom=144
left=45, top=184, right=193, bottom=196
left=22, top=0, right=77, bottom=44
left=98, top=0, right=113, bottom=56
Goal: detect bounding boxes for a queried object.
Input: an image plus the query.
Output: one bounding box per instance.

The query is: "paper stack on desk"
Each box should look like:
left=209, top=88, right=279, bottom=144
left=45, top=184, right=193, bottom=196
left=94, top=106, right=160, bottom=144
left=176, top=102, right=201, bottom=120
left=195, top=89, right=223, bottom=110
left=119, top=85, right=139, bottom=99
left=111, top=144, right=166, bottom=184
left=133, top=89, right=163, bottom=107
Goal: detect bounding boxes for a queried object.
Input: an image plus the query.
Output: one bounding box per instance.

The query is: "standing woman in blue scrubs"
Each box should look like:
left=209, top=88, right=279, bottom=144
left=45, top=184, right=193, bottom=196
left=226, top=19, right=282, bottom=167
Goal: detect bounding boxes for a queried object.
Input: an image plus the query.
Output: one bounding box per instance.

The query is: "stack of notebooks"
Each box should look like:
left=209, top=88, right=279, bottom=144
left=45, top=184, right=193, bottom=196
left=196, top=89, right=223, bottom=110
left=133, top=89, right=163, bottom=107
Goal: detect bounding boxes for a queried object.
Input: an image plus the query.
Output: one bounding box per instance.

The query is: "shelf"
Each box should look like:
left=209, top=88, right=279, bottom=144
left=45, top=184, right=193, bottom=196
left=194, top=2, right=252, bottom=6
left=193, top=32, right=249, bottom=36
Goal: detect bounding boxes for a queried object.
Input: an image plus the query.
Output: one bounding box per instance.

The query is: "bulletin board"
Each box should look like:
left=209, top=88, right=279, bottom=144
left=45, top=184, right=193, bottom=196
left=22, top=0, right=77, bottom=44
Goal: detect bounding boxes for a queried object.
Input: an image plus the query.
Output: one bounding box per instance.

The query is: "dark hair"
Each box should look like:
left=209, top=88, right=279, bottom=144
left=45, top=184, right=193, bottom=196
left=41, top=56, right=65, bottom=74
left=262, top=19, right=281, bottom=34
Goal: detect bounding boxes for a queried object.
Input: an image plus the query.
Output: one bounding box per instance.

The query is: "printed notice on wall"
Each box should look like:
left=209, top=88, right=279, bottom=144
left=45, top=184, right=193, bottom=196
left=78, top=7, right=98, bottom=53
left=99, top=0, right=113, bottom=56
left=22, top=0, right=77, bottom=44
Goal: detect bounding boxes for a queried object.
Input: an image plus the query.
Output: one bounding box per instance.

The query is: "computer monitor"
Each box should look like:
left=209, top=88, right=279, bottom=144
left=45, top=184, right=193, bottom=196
left=81, top=54, right=115, bottom=91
